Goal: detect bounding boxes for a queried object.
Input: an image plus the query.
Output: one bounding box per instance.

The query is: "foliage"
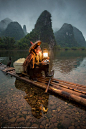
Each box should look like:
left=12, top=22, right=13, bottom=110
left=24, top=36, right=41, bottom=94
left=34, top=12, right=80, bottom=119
left=1, top=11, right=86, bottom=50
left=34, top=10, right=56, bottom=47
left=0, top=36, right=86, bottom=51
left=15, top=30, right=39, bottom=49
left=16, top=10, right=56, bottom=49
left=0, top=37, right=15, bottom=50
left=53, top=45, right=61, bottom=50
left=40, top=42, right=49, bottom=49
left=71, top=47, right=78, bottom=50
left=64, top=47, right=70, bottom=50
left=80, top=47, right=86, bottom=50
left=0, top=10, right=56, bottom=50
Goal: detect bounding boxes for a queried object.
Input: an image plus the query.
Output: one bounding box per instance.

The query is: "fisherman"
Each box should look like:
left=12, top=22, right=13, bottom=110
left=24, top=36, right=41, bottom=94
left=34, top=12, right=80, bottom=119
left=23, top=40, right=51, bottom=81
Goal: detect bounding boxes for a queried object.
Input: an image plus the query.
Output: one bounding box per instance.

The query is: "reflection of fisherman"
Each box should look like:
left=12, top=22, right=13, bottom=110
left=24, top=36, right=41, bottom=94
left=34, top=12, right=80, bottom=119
left=23, top=40, right=51, bottom=80
left=26, top=90, right=49, bottom=119
left=15, top=79, right=49, bottom=119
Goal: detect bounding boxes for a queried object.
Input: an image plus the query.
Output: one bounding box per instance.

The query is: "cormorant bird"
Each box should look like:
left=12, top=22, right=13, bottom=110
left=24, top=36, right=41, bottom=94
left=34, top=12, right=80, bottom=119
left=7, top=57, right=11, bottom=67
left=0, top=62, right=2, bottom=66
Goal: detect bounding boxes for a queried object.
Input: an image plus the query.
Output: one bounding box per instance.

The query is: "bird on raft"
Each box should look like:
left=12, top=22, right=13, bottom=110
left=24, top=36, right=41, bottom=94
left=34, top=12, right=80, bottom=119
left=7, top=57, right=11, bottom=67
left=0, top=62, right=2, bottom=66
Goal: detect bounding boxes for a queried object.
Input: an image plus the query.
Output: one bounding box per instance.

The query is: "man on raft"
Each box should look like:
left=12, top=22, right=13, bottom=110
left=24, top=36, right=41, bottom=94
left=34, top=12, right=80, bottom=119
left=23, top=40, right=52, bottom=81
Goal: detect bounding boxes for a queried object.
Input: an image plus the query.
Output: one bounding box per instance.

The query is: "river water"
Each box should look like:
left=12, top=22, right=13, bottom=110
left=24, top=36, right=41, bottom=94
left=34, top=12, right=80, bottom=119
left=0, top=50, right=86, bottom=129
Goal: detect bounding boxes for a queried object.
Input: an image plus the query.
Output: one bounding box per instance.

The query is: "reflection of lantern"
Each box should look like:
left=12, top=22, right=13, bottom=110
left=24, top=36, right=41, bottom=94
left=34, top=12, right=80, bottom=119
left=43, top=49, right=48, bottom=59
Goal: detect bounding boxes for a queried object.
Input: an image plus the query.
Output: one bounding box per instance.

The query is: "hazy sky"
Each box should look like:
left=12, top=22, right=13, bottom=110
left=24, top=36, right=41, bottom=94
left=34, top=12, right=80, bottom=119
left=0, top=0, right=86, bottom=39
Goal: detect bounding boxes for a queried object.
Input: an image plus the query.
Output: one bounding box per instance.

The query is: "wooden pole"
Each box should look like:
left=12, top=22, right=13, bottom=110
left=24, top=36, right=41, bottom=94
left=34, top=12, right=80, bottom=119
left=45, top=70, right=54, bottom=93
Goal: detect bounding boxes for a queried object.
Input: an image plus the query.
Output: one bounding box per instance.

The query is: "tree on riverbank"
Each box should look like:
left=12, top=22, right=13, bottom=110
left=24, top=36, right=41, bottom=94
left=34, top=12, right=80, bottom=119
left=0, top=37, right=15, bottom=49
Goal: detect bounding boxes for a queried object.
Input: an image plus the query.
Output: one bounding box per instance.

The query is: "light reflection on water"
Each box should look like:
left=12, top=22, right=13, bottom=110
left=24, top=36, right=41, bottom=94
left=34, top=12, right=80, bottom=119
left=0, top=50, right=86, bottom=128
left=52, top=57, right=86, bottom=85
left=0, top=50, right=86, bottom=85
left=49, top=50, right=86, bottom=85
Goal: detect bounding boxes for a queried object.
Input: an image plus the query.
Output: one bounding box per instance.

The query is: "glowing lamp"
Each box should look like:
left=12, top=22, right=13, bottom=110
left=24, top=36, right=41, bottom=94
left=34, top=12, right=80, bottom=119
left=43, top=49, right=48, bottom=59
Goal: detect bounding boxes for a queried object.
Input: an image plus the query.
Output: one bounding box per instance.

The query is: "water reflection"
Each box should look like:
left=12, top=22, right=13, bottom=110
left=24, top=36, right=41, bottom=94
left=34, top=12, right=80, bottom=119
left=0, top=50, right=28, bottom=67
left=52, top=58, right=83, bottom=74
left=1, top=50, right=86, bottom=85
left=15, top=79, right=49, bottom=119
left=0, top=50, right=86, bottom=128
left=49, top=49, right=84, bottom=74
left=46, top=50, right=86, bottom=85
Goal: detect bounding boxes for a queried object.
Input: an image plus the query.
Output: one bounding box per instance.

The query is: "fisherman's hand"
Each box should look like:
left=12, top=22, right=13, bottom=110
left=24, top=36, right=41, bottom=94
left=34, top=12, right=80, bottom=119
left=41, top=60, right=48, bottom=65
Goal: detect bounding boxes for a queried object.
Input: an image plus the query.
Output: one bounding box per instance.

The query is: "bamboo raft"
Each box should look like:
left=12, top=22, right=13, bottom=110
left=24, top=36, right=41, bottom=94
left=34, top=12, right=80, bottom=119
left=0, top=64, right=86, bottom=107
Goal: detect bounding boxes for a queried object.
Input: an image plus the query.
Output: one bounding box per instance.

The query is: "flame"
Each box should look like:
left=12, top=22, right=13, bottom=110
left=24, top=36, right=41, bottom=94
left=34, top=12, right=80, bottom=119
left=43, top=52, right=48, bottom=58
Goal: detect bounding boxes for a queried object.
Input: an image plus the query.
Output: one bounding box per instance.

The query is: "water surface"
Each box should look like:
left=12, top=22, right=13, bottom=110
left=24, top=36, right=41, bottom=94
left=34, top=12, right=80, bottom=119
left=0, top=50, right=86, bottom=129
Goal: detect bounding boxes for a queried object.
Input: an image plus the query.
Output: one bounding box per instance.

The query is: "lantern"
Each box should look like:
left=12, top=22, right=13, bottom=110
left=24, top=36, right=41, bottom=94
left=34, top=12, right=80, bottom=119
left=43, top=49, right=48, bottom=59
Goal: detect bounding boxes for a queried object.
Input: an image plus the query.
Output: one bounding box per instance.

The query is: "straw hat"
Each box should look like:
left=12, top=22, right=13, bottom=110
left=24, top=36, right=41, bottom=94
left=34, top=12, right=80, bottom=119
left=29, top=40, right=41, bottom=53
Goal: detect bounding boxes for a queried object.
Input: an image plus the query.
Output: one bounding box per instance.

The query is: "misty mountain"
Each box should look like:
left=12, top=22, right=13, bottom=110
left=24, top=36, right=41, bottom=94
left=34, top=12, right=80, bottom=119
left=1, top=13, right=86, bottom=49
left=23, top=25, right=28, bottom=35
left=35, top=10, right=56, bottom=48
left=73, top=27, right=86, bottom=47
left=19, top=10, right=56, bottom=49
left=2, top=22, right=25, bottom=40
left=54, top=23, right=86, bottom=47
left=0, top=18, right=12, bottom=34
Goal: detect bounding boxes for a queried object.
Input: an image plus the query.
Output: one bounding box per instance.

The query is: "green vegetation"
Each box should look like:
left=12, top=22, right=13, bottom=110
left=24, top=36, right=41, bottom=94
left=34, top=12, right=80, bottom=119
left=0, top=36, right=86, bottom=51
left=53, top=44, right=86, bottom=51
left=0, top=11, right=86, bottom=51
left=0, top=37, right=15, bottom=50
left=14, top=10, right=56, bottom=50
left=34, top=10, right=56, bottom=47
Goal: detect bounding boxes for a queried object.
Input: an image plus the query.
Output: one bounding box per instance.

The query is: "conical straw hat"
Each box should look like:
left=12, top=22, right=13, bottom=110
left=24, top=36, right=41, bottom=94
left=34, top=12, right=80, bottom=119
left=29, top=40, right=41, bottom=53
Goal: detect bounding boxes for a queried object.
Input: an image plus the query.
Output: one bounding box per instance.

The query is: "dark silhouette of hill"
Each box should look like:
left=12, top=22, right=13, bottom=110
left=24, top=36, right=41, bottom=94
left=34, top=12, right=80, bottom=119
left=54, top=23, right=86, bottom=47
left=18, top=10, right=56, bottom=49
left=0, top=18, right=12, bottom=34
left=2, top=22, right=25, bottom=40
